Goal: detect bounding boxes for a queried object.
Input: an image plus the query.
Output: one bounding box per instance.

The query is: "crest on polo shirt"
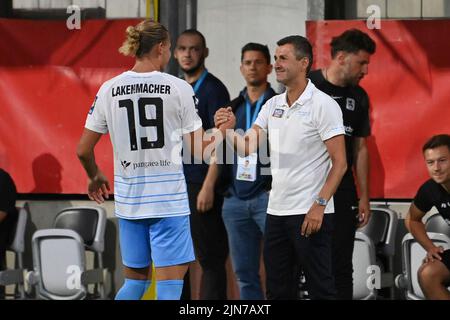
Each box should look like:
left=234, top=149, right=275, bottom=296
left=272, top=108, right=284, bottom=118
left=346, top=98, right=355, bottom=111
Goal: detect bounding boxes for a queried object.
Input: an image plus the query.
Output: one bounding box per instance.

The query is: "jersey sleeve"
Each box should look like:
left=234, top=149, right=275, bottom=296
left=315, top=98, right=345, bottom=141
left=85, top=85, right=108, bottom=134
left=354, top=90, right=371, bottom=137
left=0, top=170, right=17, bottom=214
left=179, top=81, right=203, bottom=134
left=254, top=101, right=270, bottom=130
left=413, top=182, right=434, bottom=213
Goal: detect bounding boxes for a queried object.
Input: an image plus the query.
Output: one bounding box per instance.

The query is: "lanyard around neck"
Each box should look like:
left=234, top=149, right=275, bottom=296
left=245, top=92, right=265, bottom=130
left=193, top=69, right=208, bottom=94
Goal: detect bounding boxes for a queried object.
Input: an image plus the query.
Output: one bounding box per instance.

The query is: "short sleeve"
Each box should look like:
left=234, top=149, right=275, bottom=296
left=254, top=101, right=270, bottom=130
left=85, top=86, right=108, bottom=134
left=0, top=170, right=17, bottom=214
left=179, top=81, right=202, bottom=134
left=354, top=91, right=371, bottom=137
left=315, top=98, right=345, bottom=141
left=413, top=182, right=434, bottom=213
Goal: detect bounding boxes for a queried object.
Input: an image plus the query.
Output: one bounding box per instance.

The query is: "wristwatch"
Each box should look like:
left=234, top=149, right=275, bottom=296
left=315, top=197, right=328, bottom=206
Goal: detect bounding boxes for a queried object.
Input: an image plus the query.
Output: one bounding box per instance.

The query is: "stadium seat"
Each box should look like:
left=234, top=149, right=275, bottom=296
left=425, top=213, right=450, bottom=235
left=53, top=206, right=107, bottom=299
left=26, top=206, right=107, bottom=299
left=27, top=229, right=88, bottom=300
left=352, top=231, right=377, bottom=299
left=0, top=203, right=29, bottom=299
left=352, top=206, right=398, bottom=299
left=395, top=232, right=450, bottom=300
left=395, top=214, right=450, bottom=300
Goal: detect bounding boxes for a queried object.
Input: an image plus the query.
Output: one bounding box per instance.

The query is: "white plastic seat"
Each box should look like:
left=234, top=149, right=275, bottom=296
left=26, top=206, right=107, bottom=299
left=352, top=232, right=377, bottom=299
left=352, top=206, right=398, bottom=299
left=395, top=232, right=450, bottom=300
left=28, top=229, right=87, bottom=300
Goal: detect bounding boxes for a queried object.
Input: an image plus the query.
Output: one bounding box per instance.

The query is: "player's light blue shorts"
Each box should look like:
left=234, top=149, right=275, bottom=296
left=118, top=215, right=195, bottom=268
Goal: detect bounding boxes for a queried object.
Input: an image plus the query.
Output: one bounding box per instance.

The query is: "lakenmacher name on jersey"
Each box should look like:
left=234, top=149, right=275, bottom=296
left=112, top=83, right=171, bottom=97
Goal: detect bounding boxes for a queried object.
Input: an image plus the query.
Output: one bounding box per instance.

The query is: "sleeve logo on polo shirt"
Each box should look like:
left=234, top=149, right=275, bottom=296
left=272, top=108, right=284, bottom=118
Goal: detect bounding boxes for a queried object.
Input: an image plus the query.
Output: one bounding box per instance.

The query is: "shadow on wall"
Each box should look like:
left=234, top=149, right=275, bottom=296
left=30, top=153, right=63, bottom=194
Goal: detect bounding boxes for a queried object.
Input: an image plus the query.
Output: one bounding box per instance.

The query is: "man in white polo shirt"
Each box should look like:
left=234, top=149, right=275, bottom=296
left=214, top=35, right=347, bottom=299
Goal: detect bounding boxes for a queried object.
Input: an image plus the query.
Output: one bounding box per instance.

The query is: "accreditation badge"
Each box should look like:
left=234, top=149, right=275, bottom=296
left=236, top=153, right=257, bottom=182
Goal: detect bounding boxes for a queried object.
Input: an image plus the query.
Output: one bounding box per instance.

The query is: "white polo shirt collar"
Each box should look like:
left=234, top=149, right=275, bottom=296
left=280, top=79, right=315, bottom=108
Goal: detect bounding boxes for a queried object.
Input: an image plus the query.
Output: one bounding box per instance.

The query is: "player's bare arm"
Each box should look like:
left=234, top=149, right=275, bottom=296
left=354, top=137, right=371, bottom=227
left=214, top=107, right=263, bottom=157
left=76, top=128, right=110, bottom=204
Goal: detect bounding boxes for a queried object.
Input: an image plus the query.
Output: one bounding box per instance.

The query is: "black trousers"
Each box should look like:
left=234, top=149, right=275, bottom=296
left=0, top=224, right=11, bottom=299
left=332, top=188, right=359, bottom=300
left=185, top=182, right=229, bottom=300
left=264, top=214, right=335, bottom=300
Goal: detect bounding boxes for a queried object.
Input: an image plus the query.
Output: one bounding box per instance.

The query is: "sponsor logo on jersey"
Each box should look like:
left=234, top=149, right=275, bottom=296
left=272, top=108, right=284, bottom=118
left=88, top=96, right=98, bottom=115
left=346, top=98, right=355, bottom=111
left=121, top=160, right=131, bottom=170
left=330, top=95, right=343, bottom=100
left=345, top=125, right=354, bottom=136
left=441, top=202, right=450, bottom=209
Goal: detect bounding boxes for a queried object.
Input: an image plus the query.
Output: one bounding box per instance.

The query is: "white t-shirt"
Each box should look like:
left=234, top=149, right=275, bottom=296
left=254, top=80, right=345, bottom=216
left=85, top=71, right=202, bottom=219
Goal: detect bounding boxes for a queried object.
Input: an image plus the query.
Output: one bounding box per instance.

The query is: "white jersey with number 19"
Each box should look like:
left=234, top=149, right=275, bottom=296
left=85, top=71, right=202, bottom=219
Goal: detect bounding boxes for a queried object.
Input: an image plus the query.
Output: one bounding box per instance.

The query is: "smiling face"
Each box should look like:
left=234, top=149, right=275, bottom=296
left=240, top=50, right=272, bottom=87
left=424, top=145, right=450, bottom=186
left=174, top=33, right=207, bottom=75
left=274, top=43, right=307, bottom=86
left=339, top=49, right=371, bottom=86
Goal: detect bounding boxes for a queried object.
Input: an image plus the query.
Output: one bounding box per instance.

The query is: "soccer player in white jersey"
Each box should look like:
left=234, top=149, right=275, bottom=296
left=76, top=20, right=227, bottom=300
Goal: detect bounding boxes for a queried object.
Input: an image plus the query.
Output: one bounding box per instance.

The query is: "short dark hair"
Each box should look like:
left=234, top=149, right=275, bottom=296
left=330, top=29, right=376, bottom=58
left=241, top=43, right=271, bottom=64
left=422, top=134, right=450, bottom=153
left=179, top=29, right=207, bottom=48
left=277, top=35, right=313, bottom=74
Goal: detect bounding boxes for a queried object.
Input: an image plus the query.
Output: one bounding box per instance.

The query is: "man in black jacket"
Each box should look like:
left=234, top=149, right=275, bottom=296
left=309, top=29, right=376, bottom=299
left=0, top=168, right=18, bottom=299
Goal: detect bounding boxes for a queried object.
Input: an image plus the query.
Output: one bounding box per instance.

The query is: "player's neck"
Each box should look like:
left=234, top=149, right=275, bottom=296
left=324, top=64, right=347, bottom=87
left=246, top=82, right=268, bottom=104
left=131, top=58, right=160, bottom=73
left=286, top=77, right=307, bottom=107
left=184, top=65, right=206, bottom=84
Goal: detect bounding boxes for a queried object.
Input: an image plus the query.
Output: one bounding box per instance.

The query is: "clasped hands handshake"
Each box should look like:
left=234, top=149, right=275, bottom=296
left=214, top=107, right=236, bottom=131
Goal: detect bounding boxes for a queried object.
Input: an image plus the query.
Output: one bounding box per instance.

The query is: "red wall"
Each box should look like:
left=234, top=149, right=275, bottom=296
left=0, top=19, right=140, bottom=194
left=1, top=19, right=449, bottom=198
left=307, top=20, right=450, bottom=198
